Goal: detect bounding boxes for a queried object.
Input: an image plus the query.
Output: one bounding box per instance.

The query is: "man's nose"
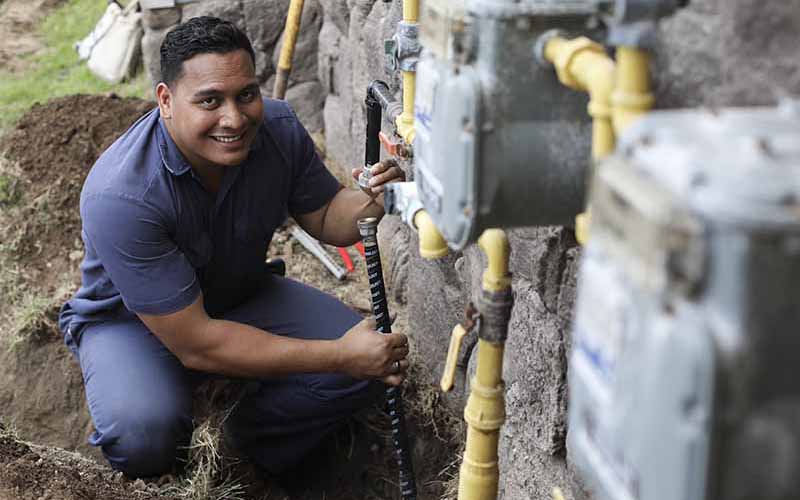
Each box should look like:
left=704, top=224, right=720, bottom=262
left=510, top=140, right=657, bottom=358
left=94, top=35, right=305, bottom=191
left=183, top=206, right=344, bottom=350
left=219, top=102, right=247, bottom=129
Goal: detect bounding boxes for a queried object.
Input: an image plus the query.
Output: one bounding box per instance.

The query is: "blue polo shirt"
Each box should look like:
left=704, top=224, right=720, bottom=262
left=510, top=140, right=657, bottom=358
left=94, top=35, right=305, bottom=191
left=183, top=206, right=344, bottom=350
left=59, top=98, right=341, bottom=335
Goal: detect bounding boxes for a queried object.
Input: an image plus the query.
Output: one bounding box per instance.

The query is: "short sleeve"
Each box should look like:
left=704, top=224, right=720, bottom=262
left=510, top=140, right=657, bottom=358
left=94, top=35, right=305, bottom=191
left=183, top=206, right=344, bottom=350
left=81, top=193, right=201, bottom=315
left=284, top=114, right=341, bottom=215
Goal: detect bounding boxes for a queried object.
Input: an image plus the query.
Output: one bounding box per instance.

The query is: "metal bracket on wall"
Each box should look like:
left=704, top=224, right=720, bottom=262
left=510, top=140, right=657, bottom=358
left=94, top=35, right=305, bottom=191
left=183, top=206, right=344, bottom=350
left=384, top=21, right=421, bottom=73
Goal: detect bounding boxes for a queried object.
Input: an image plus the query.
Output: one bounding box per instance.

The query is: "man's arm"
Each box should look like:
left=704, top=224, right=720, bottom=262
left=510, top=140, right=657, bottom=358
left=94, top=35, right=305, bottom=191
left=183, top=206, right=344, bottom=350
left=295, top=160, right=405, bottom=246
left=138, top=294, right=410, bottom=385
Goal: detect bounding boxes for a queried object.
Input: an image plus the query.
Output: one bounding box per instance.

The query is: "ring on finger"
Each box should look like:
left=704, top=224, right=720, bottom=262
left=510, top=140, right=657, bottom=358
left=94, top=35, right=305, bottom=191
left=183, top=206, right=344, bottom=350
left=392, top=360, right=401, bottom=374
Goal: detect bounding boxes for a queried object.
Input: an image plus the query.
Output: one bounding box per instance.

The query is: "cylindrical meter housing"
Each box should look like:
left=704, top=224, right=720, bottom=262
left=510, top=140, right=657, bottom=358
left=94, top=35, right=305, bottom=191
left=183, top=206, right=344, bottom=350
left=568, top=104, right=800, bottom=500
left=414, top=0, right=599, bottom=249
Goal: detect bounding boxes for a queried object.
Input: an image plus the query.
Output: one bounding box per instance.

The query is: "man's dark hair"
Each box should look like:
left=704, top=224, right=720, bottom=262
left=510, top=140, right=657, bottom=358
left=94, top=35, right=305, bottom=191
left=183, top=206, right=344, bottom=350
left=160, top=16, right=256, bottom=87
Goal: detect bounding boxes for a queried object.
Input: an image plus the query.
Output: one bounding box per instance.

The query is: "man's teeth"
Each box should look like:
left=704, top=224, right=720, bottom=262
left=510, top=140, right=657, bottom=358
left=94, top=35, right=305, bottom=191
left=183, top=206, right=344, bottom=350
left=212, top=134, right=243, bottom=143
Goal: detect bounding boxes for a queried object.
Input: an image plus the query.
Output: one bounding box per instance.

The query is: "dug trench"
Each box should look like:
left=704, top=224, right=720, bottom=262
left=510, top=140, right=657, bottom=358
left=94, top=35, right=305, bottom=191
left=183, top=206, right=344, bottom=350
left=0, top=94, right=462, bottom=500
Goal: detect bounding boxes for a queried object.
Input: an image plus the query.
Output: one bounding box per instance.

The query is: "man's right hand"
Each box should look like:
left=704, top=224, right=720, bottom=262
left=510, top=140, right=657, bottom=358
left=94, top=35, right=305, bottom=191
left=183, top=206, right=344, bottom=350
left=335, top=317, right=410, bottom=386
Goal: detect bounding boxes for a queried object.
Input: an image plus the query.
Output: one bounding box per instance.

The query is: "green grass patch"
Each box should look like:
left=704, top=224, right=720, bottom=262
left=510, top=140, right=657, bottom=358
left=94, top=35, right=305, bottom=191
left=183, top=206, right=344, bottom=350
left=0, top=0, right=151, bottom=131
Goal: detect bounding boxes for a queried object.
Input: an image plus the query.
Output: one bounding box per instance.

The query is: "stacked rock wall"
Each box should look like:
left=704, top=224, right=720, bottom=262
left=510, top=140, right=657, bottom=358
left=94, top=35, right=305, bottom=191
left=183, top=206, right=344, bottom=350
left=314, top=1, right=800, bottom=499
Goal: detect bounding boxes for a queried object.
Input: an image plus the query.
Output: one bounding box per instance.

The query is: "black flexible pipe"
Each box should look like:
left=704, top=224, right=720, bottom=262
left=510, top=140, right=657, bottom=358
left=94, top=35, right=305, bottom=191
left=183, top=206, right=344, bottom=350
left=365, top=84, right=384, bottom=170
left=357, top=217, right=417, bottom=500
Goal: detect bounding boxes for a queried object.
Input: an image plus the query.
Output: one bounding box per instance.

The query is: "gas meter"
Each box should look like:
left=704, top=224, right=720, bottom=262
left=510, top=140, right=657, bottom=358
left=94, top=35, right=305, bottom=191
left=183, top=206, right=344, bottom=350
left=414, top=0, right=600, bottom=249
left=568, top=104, right=800, bottom=500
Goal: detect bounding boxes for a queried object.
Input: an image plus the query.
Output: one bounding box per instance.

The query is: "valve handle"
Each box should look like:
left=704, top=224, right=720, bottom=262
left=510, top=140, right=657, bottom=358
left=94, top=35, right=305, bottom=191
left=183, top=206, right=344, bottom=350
left=440, top=323, right=468, bottom=392
left=440, top=302, right=480, bottom=392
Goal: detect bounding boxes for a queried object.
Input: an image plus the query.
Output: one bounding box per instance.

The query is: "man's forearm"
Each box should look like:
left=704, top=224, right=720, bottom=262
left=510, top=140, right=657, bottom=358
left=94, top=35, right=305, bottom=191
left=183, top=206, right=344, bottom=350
left=181, top=318, right=342, bottom=377
left=318, top=188, right=385, bottom=246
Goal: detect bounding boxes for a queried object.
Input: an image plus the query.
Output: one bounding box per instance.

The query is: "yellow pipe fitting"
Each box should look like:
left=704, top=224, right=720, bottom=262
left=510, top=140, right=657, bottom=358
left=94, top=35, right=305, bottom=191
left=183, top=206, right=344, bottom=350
left=611, top=46, right=655, bottom=134
left=459, top=344, right=505, bottom=500
left=273, top=0, right=305, bottom=99
left=544, top=36, right=616, bottom=160
left=458, top=229, right=511, bottom=500
left=574, top=211, right=591, bottom=246
left=478, top=229, right=511, bottom=293
left=396, top=71, right=417, bottom=144
left=413, top=210, right=448, bottom=259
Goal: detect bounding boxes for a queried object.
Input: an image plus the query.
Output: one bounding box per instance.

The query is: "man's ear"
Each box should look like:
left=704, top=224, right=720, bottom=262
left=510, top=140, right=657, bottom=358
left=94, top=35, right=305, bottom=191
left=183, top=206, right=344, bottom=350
left=156, top=82, right=173, bottom=119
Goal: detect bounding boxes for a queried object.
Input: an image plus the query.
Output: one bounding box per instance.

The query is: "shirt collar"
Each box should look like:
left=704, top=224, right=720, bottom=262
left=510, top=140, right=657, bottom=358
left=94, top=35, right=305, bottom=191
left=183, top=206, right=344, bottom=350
left=156, top=113, right=266, bottom=177
left=157, top=115, right=192, bottom=176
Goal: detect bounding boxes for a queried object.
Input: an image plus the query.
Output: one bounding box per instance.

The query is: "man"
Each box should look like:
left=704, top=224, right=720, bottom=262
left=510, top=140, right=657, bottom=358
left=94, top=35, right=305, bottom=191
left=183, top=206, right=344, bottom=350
left=58, top=16, right=409, bottom=478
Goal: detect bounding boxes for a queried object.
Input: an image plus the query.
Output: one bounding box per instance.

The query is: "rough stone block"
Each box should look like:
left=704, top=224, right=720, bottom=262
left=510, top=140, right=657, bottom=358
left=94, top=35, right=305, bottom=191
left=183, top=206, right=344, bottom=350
left=378, top=215, right=412, bottom=305
left=271, top=0, right=323, bottom=86
left=317, top=20, right=343, bottom=95
left=323, top=93, right=357, bottom=167
left=718, top=0, right=800, bottom=105
left=285, top=80, right=325, bottom=132
left=318, top=0, right=350, bottom=35
left=142, top=7, right=181, bottom=30
left=407, top=249, right=469, bottom=413
left=242, top=0, right=291, bottom=82
left=181, top=0, right=244, bottom=26
left=653, top=0, right=723, bottom=108
left=141, top=26, right=173, bottom=86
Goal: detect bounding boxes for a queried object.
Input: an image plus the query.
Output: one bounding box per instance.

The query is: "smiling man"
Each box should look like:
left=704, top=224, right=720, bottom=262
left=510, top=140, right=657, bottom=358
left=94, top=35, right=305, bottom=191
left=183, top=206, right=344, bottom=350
left=58, top=16, right=409, bottom=479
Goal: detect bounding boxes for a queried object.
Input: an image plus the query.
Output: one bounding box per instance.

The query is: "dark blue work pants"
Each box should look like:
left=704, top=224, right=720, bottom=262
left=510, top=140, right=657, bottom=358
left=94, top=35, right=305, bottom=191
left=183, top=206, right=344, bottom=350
left=64, top=275, right=380, bottom=478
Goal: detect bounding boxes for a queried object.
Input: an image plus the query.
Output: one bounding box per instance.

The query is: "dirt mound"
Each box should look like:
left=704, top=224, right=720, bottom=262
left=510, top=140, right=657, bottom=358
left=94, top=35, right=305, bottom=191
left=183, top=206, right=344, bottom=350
left=1, top=94, right=154, bottom=278
left=0, top=94, right=156, bottom=464
left=0, top=424, right=178, bottom=500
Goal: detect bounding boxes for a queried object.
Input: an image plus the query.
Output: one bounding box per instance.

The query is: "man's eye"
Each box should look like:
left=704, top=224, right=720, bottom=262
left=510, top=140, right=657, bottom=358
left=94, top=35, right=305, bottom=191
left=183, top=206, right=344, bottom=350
left=239, top=89, right=258, bottom=102
left=200, top=97, right=219, bottom=108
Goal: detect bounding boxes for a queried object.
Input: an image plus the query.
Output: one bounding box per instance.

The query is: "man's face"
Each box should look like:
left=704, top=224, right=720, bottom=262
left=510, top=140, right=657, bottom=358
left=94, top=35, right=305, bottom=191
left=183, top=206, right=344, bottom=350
left=156, top=49, right=264, bottom=171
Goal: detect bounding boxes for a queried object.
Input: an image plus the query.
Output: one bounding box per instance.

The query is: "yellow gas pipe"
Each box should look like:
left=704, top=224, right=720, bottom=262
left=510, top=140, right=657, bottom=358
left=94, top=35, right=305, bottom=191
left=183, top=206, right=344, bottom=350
left=273, top=0, right=305, bottom=100
left=544, top=36, right=616, bottom=160
left=458, top=229, right=512, bottom=500
left=543, top=36, right=653, bottom=244
left=396, top=0, right=418, bottom=145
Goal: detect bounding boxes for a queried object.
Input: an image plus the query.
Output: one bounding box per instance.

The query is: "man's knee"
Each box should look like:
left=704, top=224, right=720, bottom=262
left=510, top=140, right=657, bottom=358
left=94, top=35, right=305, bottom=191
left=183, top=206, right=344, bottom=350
left=308, top=372, right=382, bottom=407
left=99, top=403, right=192, bottom=478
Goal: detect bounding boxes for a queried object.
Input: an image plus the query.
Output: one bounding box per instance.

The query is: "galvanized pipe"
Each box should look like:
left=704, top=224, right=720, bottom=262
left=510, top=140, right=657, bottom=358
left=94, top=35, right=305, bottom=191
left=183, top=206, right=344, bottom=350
left=357, top=217, right=418, bottom=500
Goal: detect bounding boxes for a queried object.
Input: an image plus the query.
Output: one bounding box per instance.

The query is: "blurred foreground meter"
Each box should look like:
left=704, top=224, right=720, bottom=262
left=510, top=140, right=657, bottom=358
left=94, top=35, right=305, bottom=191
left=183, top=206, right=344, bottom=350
left=569, top=104, right=800, bottom=500
left=415, top=0, right=599, bottom=249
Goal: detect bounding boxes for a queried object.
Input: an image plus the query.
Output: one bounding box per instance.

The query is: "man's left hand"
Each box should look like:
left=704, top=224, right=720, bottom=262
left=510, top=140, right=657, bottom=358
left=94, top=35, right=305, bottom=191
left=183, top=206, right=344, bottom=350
left=351, top=159, right=406, bottom=206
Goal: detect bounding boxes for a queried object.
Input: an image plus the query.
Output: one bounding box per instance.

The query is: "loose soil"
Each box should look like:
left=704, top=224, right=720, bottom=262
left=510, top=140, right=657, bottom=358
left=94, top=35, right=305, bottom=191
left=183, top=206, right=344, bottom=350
left=0, top=0, right=65, bottom=74
left=0, top=95, right=461, bottom=500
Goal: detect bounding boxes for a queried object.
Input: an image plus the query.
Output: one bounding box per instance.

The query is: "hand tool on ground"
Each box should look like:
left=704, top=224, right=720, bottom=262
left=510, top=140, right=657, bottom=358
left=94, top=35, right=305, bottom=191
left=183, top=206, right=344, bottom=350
left=289, top=225, right=347, bottom=280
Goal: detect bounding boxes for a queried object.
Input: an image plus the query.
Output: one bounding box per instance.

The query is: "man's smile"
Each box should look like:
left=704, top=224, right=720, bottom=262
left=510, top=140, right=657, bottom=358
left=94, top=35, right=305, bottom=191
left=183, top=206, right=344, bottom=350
left=210, top=132, right=246, bottom=145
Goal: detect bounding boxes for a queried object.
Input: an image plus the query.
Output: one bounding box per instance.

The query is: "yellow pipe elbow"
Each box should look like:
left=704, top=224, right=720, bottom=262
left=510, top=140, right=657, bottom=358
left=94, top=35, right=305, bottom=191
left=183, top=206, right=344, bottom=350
left=478, top=229, right=511, bottom=293
left=413, top=210, right=448, bottom=259
left=544, top=36, right=616, bottom=160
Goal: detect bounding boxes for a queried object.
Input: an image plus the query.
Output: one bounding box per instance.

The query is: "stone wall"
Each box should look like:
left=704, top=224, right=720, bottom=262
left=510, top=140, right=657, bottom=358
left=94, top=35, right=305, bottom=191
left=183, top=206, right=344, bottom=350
left=314, top=1, right=800, bottom=499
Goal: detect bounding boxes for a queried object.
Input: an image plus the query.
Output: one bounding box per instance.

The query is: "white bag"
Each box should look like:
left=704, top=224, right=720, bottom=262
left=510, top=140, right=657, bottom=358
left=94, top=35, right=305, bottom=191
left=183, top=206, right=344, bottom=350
left=78, top=1, right=143, bottom=84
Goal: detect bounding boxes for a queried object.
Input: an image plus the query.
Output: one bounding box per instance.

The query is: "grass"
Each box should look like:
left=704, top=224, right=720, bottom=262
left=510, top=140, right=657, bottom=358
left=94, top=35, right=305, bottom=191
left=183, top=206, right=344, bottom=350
left=0, top=0, right=151, bottom=131
left=162, top=416, right=249, bottom=500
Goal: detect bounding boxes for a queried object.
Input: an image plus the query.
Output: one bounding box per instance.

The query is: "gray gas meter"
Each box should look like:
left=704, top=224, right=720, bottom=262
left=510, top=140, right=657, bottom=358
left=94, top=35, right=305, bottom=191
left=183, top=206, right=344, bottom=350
left=414, top=0, right=600, bottom=249
left=568, top=104, right=800, bottom=500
